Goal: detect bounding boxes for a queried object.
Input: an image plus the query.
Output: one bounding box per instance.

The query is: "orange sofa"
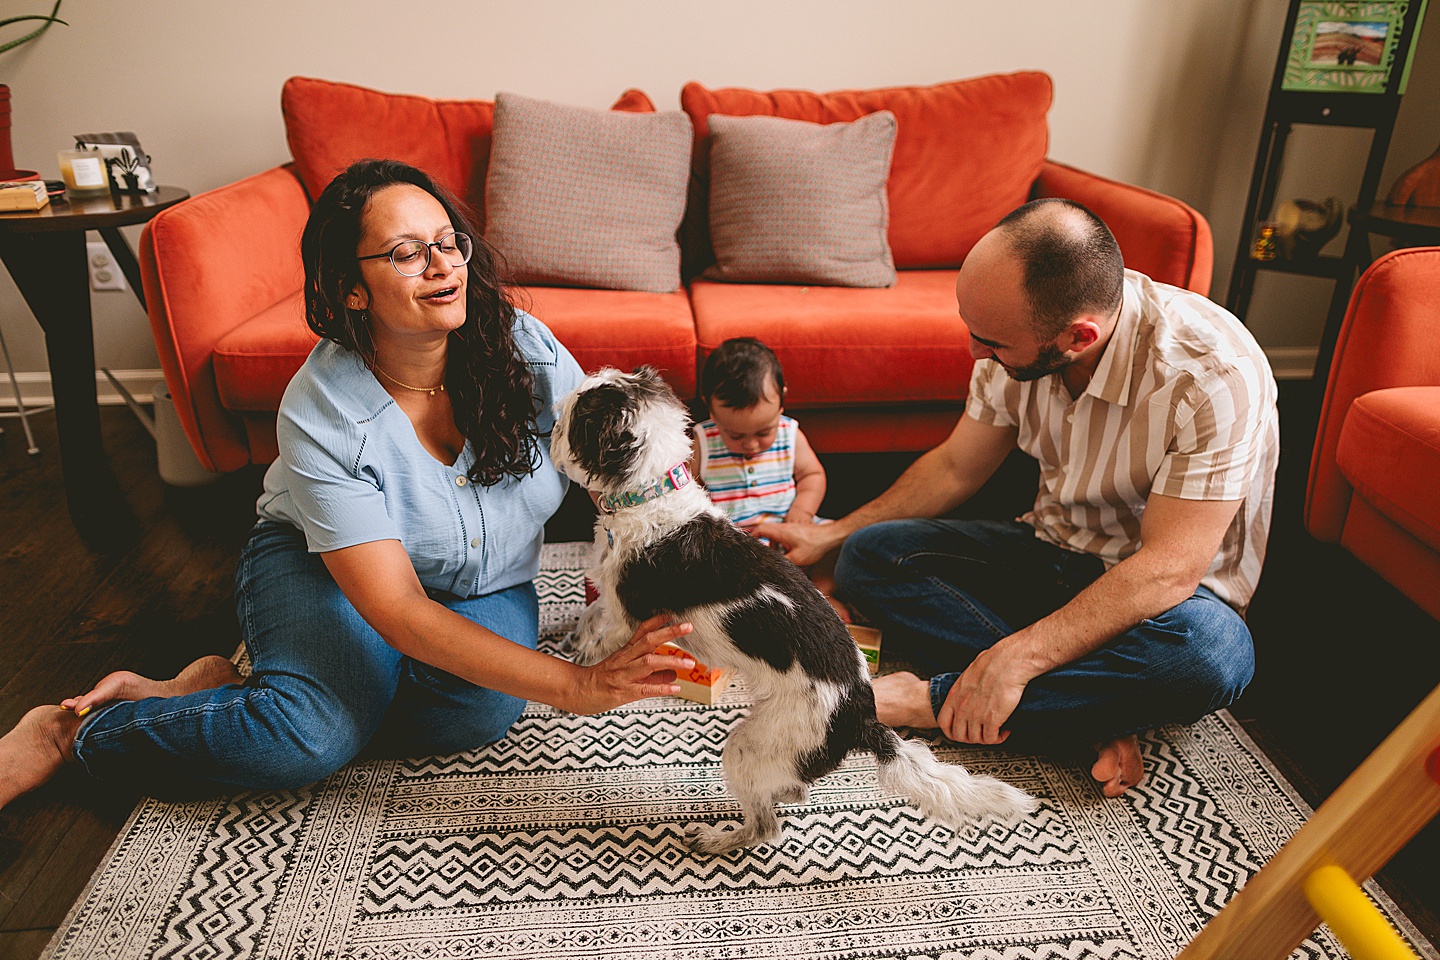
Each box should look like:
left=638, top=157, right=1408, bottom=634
left=1306, top=246, right=1440, bottom=621
left=139, top=73, right=1213, bottom=474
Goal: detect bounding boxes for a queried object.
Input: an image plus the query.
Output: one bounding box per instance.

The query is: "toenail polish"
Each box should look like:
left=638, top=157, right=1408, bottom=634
left=76, top=706, right=91, bottom=718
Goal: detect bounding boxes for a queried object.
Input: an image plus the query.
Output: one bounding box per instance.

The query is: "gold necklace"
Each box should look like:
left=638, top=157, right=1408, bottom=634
left=373, top=363, right=446, bottom=396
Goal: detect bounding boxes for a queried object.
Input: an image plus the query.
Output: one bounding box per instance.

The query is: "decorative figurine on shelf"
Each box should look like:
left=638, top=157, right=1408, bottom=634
left=1274, top=196, right=1344, bottom=259
left=72, top=131, right=156, bottom=194
left=1386, top=142, right=1440, bottom=208
left=109, top=147, right=144, bottom=194
left=1250, top=222, right=1278, bottom=261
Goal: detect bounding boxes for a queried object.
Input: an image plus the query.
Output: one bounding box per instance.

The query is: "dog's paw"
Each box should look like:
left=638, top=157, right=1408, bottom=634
left=683, top=821, right=767, bottom=855
left=565, top=604, right=612, bottom=666
left=684, top=822, right=742, bottom=855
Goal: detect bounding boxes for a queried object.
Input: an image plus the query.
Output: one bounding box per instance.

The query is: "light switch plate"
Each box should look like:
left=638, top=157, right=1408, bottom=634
left=87, top=241, right=127, bottom=291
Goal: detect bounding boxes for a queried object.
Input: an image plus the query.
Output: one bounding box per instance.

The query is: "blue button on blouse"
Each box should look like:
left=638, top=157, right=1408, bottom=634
left=256, top=312, right=584, bottom=598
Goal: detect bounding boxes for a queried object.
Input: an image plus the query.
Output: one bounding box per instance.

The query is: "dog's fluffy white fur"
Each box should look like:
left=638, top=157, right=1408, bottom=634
left=551, top=367, right=1036, bottom=854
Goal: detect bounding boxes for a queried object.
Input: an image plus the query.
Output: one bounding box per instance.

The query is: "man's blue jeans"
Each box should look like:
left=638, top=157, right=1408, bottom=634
left=73, top=521, right=537, bottom=791
left=834, top=519, right=1254, bottom=746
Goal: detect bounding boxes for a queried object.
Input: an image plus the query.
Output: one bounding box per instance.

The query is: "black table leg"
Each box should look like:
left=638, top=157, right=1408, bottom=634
left=99, top=226, right=146, bottom=311
left=0, top=230, right=135, bottom=540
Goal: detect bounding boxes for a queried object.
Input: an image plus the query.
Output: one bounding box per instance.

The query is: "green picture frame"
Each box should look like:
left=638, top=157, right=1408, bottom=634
left=1281, top=0, right=1421, bottom=93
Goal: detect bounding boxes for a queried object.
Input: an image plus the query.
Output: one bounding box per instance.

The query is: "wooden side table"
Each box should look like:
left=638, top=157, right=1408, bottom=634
left=1316, top=202, right=1440, bottom=384
left=0, top=185, right=190, bottom=537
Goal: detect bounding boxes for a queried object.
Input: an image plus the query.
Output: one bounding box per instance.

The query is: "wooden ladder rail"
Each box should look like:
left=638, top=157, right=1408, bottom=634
left=1178, top=682, right=1440, bottom=960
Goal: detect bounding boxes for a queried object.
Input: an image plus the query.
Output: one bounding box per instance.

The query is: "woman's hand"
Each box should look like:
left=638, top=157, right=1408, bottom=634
left=566, top=614, right=696, bottom=715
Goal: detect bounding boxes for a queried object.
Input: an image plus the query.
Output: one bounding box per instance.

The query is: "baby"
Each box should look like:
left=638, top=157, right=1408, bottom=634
left=689, top=338, right=852, bottom=618
left=689, top=337, right=825, bottom=530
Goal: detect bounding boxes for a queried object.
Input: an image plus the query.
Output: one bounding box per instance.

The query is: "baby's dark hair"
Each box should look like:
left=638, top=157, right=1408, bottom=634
left=700, top=337, right=785, bottom=409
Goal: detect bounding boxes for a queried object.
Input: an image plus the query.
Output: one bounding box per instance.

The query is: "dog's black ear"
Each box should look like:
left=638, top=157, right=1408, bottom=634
left=569, top=383, right=639, bottom=483
left=630, top=365, right=679, bottom=404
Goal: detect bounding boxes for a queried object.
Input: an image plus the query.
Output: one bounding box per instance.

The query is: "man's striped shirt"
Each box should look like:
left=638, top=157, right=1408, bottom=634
left=966, top=270, right=1280, bottom=613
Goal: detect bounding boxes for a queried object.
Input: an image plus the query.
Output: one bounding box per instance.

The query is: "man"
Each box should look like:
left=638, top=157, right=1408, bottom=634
left=755, top=198, right=1278, bottom=797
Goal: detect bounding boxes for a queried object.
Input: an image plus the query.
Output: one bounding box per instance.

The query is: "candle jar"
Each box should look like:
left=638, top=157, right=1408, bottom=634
left=57, top=148, right=110, bottom=198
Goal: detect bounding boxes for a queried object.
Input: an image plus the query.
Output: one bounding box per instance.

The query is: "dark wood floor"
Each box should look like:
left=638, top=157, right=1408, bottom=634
left=0, top=382, right=1436, bottom=957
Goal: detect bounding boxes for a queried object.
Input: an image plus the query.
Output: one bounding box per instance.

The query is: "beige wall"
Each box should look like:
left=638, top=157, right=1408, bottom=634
left=1, top=0, right=1436, bottom=400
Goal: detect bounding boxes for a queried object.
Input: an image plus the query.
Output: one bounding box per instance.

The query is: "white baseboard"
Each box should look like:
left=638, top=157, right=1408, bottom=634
left=1263, top=348, right=1320, bottom=381
left=0, top=369, right=165, bottom=409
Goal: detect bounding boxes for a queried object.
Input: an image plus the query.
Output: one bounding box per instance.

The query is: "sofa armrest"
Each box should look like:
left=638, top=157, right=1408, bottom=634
left=140, top=164, right=311, bottom=472
left=1305, top=246, right=1440, bottom=542
left=1033, top=160, right=1213, bottom=295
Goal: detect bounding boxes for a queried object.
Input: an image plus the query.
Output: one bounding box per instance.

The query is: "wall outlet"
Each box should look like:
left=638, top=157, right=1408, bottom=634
left=87, top=241, right=127, bottom=292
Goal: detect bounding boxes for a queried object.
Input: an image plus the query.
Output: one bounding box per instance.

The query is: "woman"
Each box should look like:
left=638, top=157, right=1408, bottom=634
left=0, top=159, right=692, bottom=806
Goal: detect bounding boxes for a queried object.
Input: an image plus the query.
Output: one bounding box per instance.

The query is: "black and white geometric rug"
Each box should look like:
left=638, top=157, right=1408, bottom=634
left=42, top=544, right=1438, bottom=960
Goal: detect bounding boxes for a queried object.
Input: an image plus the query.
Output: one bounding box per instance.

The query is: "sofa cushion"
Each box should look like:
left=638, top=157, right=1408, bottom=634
left=213, top=284, right=698, bottom=413
left=681, top=72, right=1052, bottom=270
left=520, top=286, right=698, bottom=398
left=283, top=77, right=495, bottom=211
left=213, top=292, right=315, bottom=413
left=485, top=92, right=692, bottom=293
left=704, top=112, right=896, bottom=287
left=689, top=270, right=973, bottom=407
left=281, top=78, right=656, bottom=224
left=1336, top=386, right=1440, bottom=552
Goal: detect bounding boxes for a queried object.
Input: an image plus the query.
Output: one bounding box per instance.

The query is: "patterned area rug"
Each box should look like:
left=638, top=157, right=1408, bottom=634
left=43, top=543, right=1437, bottom=960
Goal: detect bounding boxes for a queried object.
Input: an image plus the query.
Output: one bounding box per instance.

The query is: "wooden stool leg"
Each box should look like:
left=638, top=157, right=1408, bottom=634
left=1177, top=683, right=1440, bottom=959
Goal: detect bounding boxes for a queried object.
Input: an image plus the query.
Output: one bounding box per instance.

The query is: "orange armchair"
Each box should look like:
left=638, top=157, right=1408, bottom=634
left=1305, top=246, right=1440, bottom=620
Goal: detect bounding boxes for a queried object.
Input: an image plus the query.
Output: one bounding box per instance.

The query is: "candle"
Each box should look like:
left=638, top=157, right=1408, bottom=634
left=57, top=148, right=110, bottom=198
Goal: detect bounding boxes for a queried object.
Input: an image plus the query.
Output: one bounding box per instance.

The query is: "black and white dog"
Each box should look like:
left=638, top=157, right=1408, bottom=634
left=550, top=367, right=1036, bottom=855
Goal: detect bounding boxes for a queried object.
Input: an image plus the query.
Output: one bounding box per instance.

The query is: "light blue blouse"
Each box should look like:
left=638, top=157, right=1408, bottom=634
left=256, top=312, right=584, bottom=598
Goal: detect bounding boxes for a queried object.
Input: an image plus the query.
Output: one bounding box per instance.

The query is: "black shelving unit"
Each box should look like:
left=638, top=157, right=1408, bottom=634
left=1226, top=0, right=1427, bottom=330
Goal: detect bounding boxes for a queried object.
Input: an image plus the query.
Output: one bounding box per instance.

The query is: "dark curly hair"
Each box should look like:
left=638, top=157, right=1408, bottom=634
left=301, top=158, right=539, bottom=487
left=700, top=337, right=785, bottom=409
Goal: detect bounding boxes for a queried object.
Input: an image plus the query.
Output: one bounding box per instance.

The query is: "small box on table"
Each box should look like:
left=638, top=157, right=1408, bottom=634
left=0, top=181, right=49, bottom=212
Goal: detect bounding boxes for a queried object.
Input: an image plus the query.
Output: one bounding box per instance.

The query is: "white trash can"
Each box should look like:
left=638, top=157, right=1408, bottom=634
left=152, top=381, right=221, bottom=487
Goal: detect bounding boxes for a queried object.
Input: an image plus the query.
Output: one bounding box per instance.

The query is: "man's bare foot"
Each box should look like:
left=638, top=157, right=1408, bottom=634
left=872, top=671, right=939, bottom=728
left=61, top=655, right=241, bottom=717
left=1091, top=734, right=1144, bottom=797
left=0, top=706, right=81, bottom=810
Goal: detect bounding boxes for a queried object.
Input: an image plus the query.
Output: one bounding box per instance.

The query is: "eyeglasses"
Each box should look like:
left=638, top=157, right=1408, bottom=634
left=357, top=231, right=474, bottom=277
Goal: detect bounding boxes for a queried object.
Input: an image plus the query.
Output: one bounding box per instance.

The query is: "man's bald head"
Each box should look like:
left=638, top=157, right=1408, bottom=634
left=992, top=199, right=1124, bottom=338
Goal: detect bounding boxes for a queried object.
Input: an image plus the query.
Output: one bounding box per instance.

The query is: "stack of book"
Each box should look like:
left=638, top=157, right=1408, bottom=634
left=0, top=180, right=50, bottom=212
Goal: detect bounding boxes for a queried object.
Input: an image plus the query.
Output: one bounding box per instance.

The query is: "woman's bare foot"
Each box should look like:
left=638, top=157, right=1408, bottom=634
left=872, top=671, right=939, bottom=728
left=61, top=655, right=241, bottom=717
left=0, top=706, right=82, bottom=810
left=1091, top=734, right=1145, bottom=797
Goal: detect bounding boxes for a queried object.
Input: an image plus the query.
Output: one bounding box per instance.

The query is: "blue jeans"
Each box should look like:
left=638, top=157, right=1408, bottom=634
left=834, top=519, right=1254, bottom=745
left=73, top=521, right=537, bottom=791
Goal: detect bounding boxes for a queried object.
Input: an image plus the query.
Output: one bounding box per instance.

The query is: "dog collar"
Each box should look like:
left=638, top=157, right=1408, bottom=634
left=597, top=463, right=693, bottom=515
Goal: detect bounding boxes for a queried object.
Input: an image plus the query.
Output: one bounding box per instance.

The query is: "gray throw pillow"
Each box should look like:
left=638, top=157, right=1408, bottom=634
left=704, top=111, right=897, bottom=287
left=484, top=92, right=693, bottom=293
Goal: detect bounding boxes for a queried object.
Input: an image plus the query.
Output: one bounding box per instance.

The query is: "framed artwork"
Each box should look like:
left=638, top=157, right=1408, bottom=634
left=1281, top=0, right=1426, bottom=93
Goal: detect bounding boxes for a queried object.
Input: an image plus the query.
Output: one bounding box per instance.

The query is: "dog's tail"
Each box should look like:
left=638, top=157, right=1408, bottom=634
left=868, top=723, right=1038, bottom=824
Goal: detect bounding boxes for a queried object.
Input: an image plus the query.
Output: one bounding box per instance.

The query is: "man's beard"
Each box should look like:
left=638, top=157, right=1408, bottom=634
left=1001, top=340, right=1068, bottom=382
